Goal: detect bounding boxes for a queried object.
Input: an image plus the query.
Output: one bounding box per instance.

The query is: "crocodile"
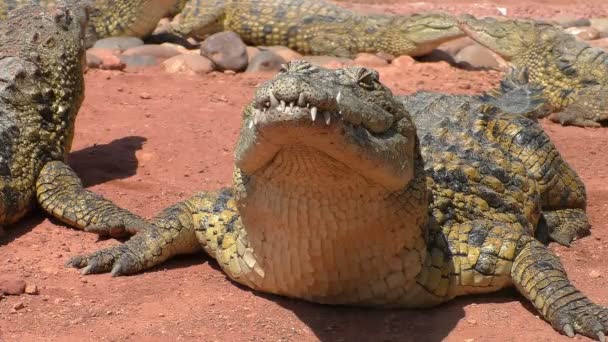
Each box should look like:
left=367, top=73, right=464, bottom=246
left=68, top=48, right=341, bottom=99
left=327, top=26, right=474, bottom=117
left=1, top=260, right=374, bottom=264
left=174, top=0, right=465, bottom=58
left=0, top=3, right=150, bottom=237
left=458, top=14, right=608, bottom=127
left=0, top=0, right=189, bottom=47
left=67, top=60, right=604, bottom=340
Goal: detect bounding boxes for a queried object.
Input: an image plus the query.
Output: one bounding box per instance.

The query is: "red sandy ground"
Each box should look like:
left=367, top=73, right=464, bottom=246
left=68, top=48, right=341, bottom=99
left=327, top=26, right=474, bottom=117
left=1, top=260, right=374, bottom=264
left=2, top=1, right=608, bottom=341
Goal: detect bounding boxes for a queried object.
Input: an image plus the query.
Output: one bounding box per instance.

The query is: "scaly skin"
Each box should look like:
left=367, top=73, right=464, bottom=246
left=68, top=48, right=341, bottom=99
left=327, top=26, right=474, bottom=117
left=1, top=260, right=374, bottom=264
left=0, top=0, right=186, bottom=47
left=68, top=61, right=605, bottom=340
left=0, top=3, right=150, bottom=237
left=175, top=0, right=465, bottom=58
left=458, top=14, right=608, bottom=127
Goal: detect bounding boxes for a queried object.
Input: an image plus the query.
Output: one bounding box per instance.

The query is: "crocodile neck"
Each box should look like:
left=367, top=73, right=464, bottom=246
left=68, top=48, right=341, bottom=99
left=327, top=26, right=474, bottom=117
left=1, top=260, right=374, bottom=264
left=235, top=144, right=429, bottom=305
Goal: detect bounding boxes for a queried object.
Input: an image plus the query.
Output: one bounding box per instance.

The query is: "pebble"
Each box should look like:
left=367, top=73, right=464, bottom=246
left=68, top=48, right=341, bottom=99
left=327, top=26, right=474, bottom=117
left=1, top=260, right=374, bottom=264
left=200, top=31, right=248, bottom=72
left=162, top=54, right=215, bottom=75
left=302, top=56, right=354, bottom=68
left=93, top=37, right=144, bottom=52
left=0, top=278, right=26, bottom=295
left=119, top=55, right=158, bottom=67
left=122, top=44, right=182, bottom=60
left=553, top=16, right=591, bottom=28
left=140, top=93, right=152, bottom=100
left=589, top=38, right=608, bottom=52
left=86, top=48, right=126, bottom=71
left=245, top=51, right=286, bottom=72
left=454, top=44, right=499, bottom=70
left=391, top=55, right=416, bottom=68
left=565, top=27, right=600, bottom=41
left=590, top=18, right=608, bottom=38
left=354, top=53, right=389, bottom=68
left=24, top=284, right=38, bottom=295
left=12, top=302, right=25, bottom=311
left=589, top=269, right=601, bottom=278
left=246, top=46, right=260, bottom=63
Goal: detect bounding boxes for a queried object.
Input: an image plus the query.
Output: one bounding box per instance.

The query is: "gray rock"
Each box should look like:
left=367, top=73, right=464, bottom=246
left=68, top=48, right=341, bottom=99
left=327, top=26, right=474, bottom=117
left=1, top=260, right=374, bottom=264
left=553, top=16, right=591, bottom=28
left=200, top=31, right=248, bottom=72
left=93, top=37, right=144, bottom=52
left=246, top=51, right=286, bottom=72
left=119, top=55, right=158, bottom=67
left=454, top=44, right=499, bottom=70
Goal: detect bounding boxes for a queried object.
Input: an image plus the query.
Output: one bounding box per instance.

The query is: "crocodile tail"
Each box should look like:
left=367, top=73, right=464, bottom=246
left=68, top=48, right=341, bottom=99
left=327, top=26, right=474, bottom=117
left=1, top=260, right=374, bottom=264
left=477, top=67, right=550, bottom=119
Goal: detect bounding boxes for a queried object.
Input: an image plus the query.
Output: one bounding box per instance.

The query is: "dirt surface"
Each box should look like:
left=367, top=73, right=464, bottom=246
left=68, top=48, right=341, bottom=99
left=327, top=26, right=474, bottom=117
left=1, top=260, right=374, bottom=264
left=2, top=1, right=608, bottom=341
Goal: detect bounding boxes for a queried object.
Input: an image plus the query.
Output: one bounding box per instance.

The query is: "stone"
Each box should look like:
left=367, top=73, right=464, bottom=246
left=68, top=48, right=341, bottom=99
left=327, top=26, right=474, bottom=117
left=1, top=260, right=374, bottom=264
left=200, top=31, right=248, bottom=72
left=0, top=278, right=26, bottom=295
left=245, top=51, right=286, bottom=72
left=354, top=53, right=389, bottom=68
left=162, top=54, right=215, bottom=75
left=12, top=302, right=25, bottom=311
left=436, top=37, right=475, bottom=56
left=391, top=55, right=416, bottom=68
left=591, top=18, right=608, bottom=38
left=565, top=27, right=600, bottom=41
left=86, top=52, right=102, bottom=68
left=24, top=284, right=38, bottom=295
left=454, top=44, right=499, bottom=70
left=122, top=44, right=182, bottom=60
left=302, top=56, right=354, bottom=68
left=119, top=55, right=158, bottom=67
left=93, top=37, right=144, bottom=52
left=246, top=46, right=260, bottom=63
left=86, top=48, right=126, bottom=71
left=589, top=38, right=608, bottom=52
left=553, top=16, right=591, bottom=28
left=259, top=46, right=303, bottom=62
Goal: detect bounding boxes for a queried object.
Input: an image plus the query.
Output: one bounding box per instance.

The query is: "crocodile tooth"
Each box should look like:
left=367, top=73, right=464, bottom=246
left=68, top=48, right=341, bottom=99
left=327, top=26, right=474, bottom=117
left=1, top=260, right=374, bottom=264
left=297, top=93, right=306, bottom=107
left=279, top=100, right=286, bottom=111
left=323, top=112, right=331, bottom=125
left=253, top=114, right=258, bottom=125
left=311, top=107, right=317, bottom=121
left=336, top=90, right=342, bottom=104
left=248, top=120, right=254, bottom=129
left=269, top=90, right=279, bottom=107
left=289, top=101, right=294, bottom=114
left=265, top=101, right=270, bottom=107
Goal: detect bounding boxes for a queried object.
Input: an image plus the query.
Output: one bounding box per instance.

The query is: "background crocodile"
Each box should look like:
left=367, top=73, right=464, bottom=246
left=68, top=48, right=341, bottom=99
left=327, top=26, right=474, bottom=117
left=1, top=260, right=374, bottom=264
left=1, top=0, right=465, bottom=57
left=175, top=0, right=465, bottom=57
left=0, top=3, right=150, bottom=237
left=67, top=60, right=603, bottom=340
left=0, top=0, right=188, bottom=47
left=458, top=14, right=608, bottom=127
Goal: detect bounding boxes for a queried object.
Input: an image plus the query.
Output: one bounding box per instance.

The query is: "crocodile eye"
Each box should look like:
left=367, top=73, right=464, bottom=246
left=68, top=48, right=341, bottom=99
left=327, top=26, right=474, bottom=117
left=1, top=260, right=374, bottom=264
left=357, top=69, right=379, bottom=89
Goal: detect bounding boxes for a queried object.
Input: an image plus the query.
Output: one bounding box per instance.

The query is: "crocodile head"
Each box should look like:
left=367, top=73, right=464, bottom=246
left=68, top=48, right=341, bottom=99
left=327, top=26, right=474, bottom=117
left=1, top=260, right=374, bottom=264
left=235, top=60, right=416, bottom=190
left=233, top=61, right=427, bottom=303
left=0, top=2, right=88, bottom=157
left=388, top=12, right=465, bottom=56
left=457, top=14, right=559, bottom=60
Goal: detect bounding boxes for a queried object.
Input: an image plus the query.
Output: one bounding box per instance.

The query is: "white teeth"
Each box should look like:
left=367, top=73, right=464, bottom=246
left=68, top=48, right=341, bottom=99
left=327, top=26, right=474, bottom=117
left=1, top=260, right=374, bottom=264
left=297, top=93, right=306, bottom=107
left=336, top=91, right=342, bottom=104
left=269, top=90, right=279, bottom=107
left=288, top=101, right=294, bottom=114
left=311, top=107, right=317, bottom=121
left=248, top=120, right=254, bottom=129
left=323, top=112, right=331, bottom=125
left=279, top=100, right=286, bottom=111
left=253, top=115, right=258, bottom=125
left=265, top=101, right=270, bottom=107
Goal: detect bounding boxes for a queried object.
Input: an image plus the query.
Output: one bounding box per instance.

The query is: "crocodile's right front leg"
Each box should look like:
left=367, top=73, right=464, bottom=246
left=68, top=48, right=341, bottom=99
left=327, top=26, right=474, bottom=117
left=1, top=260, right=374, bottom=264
left=66, top=189, right=244, bottom=278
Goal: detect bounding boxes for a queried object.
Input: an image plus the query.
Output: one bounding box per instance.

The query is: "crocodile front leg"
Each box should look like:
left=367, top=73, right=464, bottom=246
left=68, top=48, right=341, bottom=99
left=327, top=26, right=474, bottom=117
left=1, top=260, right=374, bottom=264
left=512, top=240, right=608, bottom=340
left=36, top=161, right=152, bottom=238
left=66, top=189, right=243, bottom=278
